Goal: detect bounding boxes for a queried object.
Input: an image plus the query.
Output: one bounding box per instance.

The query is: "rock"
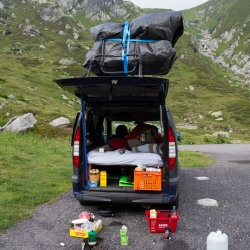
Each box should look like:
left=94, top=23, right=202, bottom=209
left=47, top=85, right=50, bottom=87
left=61, top=94, right=69, bottom=100
left=3, top=30, right=11, bottom=36
left=58, top=30, right=66, bottom=36
left=0, top=103, right=6, bottom=109
left=40, top=7, right=65, bottom=22
left=3, top=113, right=37, bottom=133
left=66, top=39, right=75, bottom=45
left=176, top=123, right=198, bottom=130
left=8, top=94, right=15, bottom=100
left=213, top=131, right=230, bottom=137
left=49, top=117, right=71, bottom=127
left=210, top=111, right=222, bottom=118
left=0, top=1, right=5, bottom=9
left=22, top=25, right=41, bottom=36
left=76, top=21, right=86, bottom=31
left=73, top=32, right=79, bottom=40
left=67, top=44, right=77, bottom=52
left=59, top=58, right=76, bottom=65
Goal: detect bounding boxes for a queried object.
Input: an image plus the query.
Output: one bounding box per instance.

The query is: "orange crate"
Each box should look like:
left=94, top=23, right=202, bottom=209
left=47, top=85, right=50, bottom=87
left=134, top=170, right=162, bottom=191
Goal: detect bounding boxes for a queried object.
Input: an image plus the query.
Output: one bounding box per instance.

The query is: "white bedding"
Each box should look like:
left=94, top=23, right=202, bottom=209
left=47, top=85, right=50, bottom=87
left=88, top=148, right=164, bottom=166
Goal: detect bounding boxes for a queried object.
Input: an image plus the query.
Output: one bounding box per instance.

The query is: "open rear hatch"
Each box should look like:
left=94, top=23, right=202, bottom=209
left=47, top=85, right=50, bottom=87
left=54, top=76, right=169, bottom=106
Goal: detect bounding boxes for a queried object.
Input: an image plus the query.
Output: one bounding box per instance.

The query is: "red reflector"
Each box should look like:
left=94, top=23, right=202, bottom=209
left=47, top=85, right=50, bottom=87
left=168, top=127, right=176, bottom=170
left=168, top=127, right=175, bottom=142
left=169, top=158, right=176, bottom=170
left=73, top=127, right=81, bottom=169
left=73, top=156, right=80, bottom=168
left=74, top=127, right=80, bottom=142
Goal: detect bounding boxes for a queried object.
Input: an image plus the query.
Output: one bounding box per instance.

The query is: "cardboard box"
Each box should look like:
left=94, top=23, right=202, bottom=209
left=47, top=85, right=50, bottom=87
left=89, top=173, right=100, bottom=182
left=70, top=223, right=102, bottom=239
left=100, top=171, right=107, bottom=186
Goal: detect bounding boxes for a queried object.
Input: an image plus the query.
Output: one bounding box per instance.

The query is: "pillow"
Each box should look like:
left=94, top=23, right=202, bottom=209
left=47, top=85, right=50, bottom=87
left=109, top=138, right=129, bottom=150
left=132, top=143, right=163, bottom=155
left=127, top=139, right=143, bottom=149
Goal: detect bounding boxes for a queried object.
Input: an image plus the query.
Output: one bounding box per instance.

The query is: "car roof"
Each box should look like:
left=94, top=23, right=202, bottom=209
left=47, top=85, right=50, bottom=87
left=54, top=76, right=169, bottom=107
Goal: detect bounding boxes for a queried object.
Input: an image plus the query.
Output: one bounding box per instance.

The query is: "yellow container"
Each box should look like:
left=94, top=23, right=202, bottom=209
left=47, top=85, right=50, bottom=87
left=70, top=223, right=102, bottom=239
left=150, top=209, right=157, bottom=218
left=100, top=171, right=107, bottom=186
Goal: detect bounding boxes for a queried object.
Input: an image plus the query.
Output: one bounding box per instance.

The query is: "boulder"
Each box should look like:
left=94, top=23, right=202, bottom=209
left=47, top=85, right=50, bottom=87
left=210, top=111, right=222, bottom=118
left=22, top=25, right=41, bottom=36
left=212, top=131, right=230, bottom=138
left=2, top=113, right=37, bottom=133
left=49, top=117, right=71, bottom=127
left=59, top=58, right=76, bottom=65
left=3, top=30, right=11, bottom=36
left=58, top=30, right=66, bottom=36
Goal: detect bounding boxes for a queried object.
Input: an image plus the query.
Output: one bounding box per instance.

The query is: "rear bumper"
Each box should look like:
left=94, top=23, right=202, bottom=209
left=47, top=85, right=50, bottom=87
left=73, top=176, right=179, bottom=205
left=74, top=191, right=175, bottom=204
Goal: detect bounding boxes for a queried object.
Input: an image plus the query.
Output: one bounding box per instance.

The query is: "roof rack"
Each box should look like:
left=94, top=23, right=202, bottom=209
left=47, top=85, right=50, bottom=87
left=86, top=53, right=143, bottom=77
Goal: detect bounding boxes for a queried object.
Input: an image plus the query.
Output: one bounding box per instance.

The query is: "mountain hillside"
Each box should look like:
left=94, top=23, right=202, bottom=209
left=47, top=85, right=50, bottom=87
left=183, top=0, right=250, bottom=85
left=0, top=0, right=249, bottom=142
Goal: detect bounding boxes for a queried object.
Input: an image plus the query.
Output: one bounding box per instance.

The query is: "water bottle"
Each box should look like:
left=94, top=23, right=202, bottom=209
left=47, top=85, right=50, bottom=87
left=207, top=230, right=228, bottom=250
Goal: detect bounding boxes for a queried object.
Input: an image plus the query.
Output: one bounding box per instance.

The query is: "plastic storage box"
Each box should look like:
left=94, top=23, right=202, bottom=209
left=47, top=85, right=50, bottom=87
left=134, top=170, right=162, bottom=191
left=145, top=210, right=180, bottom=233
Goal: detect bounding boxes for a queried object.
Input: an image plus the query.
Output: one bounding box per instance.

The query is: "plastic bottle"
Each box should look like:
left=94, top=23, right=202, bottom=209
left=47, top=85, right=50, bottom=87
left=207, top=230, right=228, bottom=250
left=168, top=206, right=177, bottom=218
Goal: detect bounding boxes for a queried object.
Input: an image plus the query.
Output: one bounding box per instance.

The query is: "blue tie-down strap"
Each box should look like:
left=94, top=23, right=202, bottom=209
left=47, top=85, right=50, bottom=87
left=103, top=21, right=156, bottom=75
left=122, top=21, right=130, bottom=75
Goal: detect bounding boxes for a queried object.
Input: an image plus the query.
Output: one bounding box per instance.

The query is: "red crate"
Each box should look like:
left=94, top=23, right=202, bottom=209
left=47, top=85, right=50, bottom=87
left=145, top=210, right=180, bottom=233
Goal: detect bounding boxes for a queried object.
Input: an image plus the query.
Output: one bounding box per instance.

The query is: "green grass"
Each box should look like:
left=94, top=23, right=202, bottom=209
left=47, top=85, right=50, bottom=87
left=179, top=151, right=216, bottom=168
left=0, top=131, right=72, bottom=234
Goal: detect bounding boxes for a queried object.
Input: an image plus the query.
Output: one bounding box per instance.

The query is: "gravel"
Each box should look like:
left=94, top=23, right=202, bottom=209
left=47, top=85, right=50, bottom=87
left=1, top=145, right=250, bottom=250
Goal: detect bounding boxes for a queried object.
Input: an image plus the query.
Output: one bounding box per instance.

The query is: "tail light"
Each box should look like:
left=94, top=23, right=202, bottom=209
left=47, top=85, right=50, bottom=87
left=73, top=126, right=80, bottom=168
left=168, top=127, right=176, bottom=170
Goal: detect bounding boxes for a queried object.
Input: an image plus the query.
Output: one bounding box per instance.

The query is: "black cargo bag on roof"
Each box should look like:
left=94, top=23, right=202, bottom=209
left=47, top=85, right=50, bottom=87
left=130, top=11, right=184, bottom=46
left=83, top=40, right=177, bottom=76
left=83, top=11, right=184, bottom=76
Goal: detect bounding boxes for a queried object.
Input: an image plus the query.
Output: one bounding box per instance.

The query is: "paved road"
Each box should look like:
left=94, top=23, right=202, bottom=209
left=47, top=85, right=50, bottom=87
left=179, top=144, right=250, bottom=156
left=0, top=145, right=250, bottom=249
